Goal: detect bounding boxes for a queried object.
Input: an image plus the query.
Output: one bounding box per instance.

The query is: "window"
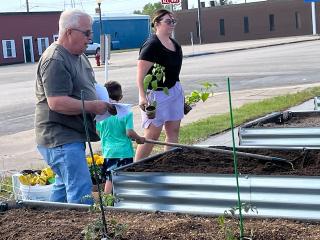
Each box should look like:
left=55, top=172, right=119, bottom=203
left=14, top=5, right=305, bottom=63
left=219, top=19, right=225, bottom=36
left=37, top=37, right=49, bottom=55
left=53, top=34, right=58, bottom=41
left=269, top=14, right=275, bottom=31
left=244, top=16, right=249, bottom=33
left=295, top=12, right=301, bottom=29
left=2, top=40, right=16, bottom=58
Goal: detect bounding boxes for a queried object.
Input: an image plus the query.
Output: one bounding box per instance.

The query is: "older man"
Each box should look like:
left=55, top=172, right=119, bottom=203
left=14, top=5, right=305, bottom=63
left=35, top=9, right=114, bottom=204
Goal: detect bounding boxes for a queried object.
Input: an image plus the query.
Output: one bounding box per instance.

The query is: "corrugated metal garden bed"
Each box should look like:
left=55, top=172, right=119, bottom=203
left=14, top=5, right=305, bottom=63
left=239, top=110, right=320, bottom=148
left=113, top=147, right=320, bottom=220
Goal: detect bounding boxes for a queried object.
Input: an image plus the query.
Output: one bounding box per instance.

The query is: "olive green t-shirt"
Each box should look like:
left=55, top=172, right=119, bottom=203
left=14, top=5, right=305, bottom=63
left=35, top=43, right=99, bottom=147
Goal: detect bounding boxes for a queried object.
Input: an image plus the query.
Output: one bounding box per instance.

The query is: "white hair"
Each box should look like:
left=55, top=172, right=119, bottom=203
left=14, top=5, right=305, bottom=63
left=58, top=9, right=92, bottom=37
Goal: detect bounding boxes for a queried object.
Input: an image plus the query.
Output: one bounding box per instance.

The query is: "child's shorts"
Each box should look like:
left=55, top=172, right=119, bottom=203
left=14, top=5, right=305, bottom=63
left=102, top=158, right=133, bottom=181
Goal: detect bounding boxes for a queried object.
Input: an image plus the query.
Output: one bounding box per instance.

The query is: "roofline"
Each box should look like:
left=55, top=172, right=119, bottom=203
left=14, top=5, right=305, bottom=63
left=92, top=15, right=150, bottom=21
left=0, top=11, right=62, bottom=16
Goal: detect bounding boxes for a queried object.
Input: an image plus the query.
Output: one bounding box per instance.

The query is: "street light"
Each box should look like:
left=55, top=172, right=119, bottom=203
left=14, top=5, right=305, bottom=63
left=96, top=0, right=105, bottom=64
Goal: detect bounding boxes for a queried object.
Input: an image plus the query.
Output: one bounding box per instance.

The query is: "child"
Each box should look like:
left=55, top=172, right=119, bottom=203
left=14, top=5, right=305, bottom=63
left=96, top=81, right=145, bottom=193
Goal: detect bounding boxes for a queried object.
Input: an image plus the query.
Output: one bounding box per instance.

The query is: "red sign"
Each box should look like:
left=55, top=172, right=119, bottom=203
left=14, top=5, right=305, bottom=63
left=161, top=0, right=180, bottom=4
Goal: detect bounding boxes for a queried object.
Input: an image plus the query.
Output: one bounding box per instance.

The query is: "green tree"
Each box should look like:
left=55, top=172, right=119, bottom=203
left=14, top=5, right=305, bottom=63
left=133, top=2, right=171, bottom=17
left=133, top=10, right=142, bottom=14
left=219, top=0, right=233, bottom=5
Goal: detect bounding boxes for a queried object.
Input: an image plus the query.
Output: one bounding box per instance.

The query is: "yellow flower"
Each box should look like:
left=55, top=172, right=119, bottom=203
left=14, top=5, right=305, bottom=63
left=87, top=154, right=104, bottom=166
left=19, top=175, right=31, bottom=185
left=41, top=167, right=54, bottom=178
left=95, top=156, right=104, bottom=166
left=86, top=156, right=93, bottom=166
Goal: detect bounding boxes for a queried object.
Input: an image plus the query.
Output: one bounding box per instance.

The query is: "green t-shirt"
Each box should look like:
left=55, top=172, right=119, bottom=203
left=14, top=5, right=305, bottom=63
left=96, top=112, right=134, bottom=158
left=35, top=43, right=99, bottom=147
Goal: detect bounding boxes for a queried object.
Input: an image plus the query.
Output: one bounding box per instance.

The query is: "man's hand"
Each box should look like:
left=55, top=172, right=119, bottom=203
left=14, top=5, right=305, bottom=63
left=93, top=101, right=116, bottom=115
left=106, top=103, right=117, bottom=115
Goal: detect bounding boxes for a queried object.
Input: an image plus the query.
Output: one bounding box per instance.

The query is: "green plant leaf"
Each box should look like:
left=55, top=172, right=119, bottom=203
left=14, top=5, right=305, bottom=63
left=143, top=74, right=152, bottom=91
left=201, top=92, right=210, bottom=102
left=201, top=82, right=212, bottom=89
left=153, top=68, right=158, bottom=75
left=152, top=101, right=157, bottom=107
left=163, top=87, right=169, bottom=95
left=151, top=80, right=158, bottom=90
left=156, top=73, right=162, bottom=81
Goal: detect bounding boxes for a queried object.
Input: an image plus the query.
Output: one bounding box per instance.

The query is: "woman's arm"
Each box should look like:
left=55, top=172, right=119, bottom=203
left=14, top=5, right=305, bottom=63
left=136, top=60, right=154, bottom=110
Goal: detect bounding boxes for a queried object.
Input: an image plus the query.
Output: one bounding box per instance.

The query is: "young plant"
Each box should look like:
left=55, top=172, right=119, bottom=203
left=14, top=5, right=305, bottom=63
left=82, top=218, right=127, bottom=240
left=143, top=63, right=168, bottom=118
left=83, top=194, right=125, bottom=239
left=89, top=193, right=116, bottom=212
left=217, top=203, right=257, bottom=240
left=184, top=82, right=216, bottom=115
left=185, top=82, right=216, bottom=106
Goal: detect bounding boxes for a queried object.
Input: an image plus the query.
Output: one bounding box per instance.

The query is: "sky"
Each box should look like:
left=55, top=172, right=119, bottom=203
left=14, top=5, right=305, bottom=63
left=0, top=0, right=259, bottom=14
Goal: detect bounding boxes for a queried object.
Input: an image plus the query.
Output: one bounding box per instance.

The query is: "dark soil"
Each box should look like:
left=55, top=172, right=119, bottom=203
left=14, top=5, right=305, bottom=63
left=124, top=148, right=320, bottom=176
left=1, top=208, right=320, bottom=240
left=3, top=143, right=320, bottom=239
left=254, top=115, right=320, bottom=128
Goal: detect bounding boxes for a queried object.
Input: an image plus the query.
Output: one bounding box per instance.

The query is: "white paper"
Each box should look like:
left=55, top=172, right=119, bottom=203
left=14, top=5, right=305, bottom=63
left=94, top=83, right=132, bottom=122
left=95, top=83, right=109, bottom=102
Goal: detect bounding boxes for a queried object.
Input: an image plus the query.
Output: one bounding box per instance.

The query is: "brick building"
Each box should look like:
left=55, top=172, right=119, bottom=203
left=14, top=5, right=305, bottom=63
left=0, top=12, right=60, bottom=65
left=174, top=0, right=320, bottom=45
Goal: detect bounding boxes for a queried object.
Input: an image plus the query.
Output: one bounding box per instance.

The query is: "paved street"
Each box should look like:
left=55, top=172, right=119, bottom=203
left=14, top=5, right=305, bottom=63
left=1, top=35, right=320, bottom=171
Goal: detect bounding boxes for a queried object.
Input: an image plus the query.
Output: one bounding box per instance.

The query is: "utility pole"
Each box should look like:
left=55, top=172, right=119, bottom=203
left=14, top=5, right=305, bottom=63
left=311, top=2, right=317, bottom=35
left=197, top=0, right=202, bottom=44
left=26, top=0, right=29, bottom=12
left=170, top=4, right=175, bottom=38
left=97, top=0, right=105, bottom=64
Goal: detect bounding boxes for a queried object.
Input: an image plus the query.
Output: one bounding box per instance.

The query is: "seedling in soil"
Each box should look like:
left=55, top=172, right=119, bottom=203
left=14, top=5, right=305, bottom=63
left=82, top=218, right=127, bottom=240
left=89, top=193, right=116, bottom=212
left=218, top=203, right=258, bottom=240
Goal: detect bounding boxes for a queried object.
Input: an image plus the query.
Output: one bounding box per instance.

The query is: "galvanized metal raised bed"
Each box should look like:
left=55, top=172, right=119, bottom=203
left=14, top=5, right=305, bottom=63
left=112, top=147, right=320, bottom=220
left=315, top=97, right=320, bottom=110
left=239, top=111, right=320, bottom=148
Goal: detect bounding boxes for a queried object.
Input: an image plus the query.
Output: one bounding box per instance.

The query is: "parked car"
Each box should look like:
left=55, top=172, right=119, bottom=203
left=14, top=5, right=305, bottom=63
left=85, top=41, right=100, bottom=55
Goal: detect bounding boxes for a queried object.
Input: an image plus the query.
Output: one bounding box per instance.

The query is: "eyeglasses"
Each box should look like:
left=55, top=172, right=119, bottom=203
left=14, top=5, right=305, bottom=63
left=71, top=28, right=93, bottom=37
left=161, top=19, right=177, bottom=26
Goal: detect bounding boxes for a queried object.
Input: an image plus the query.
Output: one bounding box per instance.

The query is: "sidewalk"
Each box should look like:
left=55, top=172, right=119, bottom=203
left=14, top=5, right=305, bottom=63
left=182, top=35, right=320, bottom=57
left=1, top=35, right=320, bottom=172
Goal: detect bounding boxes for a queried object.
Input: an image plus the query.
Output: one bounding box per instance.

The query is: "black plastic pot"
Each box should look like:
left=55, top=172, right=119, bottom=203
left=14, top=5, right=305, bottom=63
left=146, top=105, right=156, bottom=119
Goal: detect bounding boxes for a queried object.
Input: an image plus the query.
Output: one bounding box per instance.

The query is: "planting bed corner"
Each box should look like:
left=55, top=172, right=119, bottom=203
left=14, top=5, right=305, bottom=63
left=239, top=110, right=320, bottom=148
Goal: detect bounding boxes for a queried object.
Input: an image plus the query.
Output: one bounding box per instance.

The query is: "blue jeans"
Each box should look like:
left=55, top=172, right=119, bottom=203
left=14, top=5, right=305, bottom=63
left=37, top=142, right=93, bottom=205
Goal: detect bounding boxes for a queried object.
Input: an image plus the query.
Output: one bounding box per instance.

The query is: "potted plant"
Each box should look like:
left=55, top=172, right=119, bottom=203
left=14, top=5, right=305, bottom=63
left=143, top=63, right=169, bottom=119
left=184, top=82, right=215, bottom=115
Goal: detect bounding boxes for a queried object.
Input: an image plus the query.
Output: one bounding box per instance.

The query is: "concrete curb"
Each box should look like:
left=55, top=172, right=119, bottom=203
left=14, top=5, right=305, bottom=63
left=184, top=37, right=320, bottom=58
